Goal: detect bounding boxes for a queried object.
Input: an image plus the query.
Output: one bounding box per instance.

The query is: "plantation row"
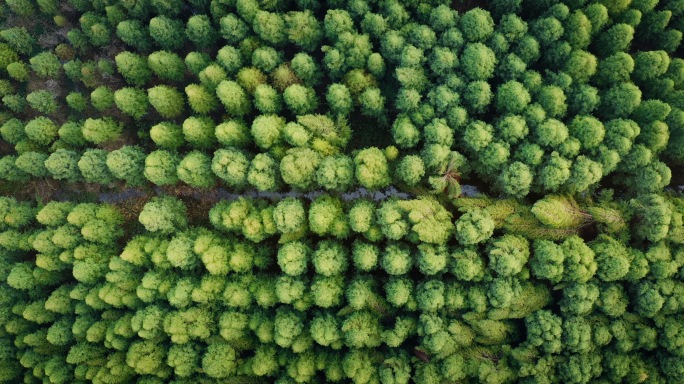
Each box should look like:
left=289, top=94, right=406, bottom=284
left=0, top=191, right=681, bottom=383
left=0, top=0, right=683, bottom=198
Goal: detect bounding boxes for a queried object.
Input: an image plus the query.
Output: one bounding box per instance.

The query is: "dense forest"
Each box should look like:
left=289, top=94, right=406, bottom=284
left=0, top=0, right=684, bottom=383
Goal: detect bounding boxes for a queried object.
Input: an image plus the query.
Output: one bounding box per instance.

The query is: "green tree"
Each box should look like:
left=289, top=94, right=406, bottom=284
left=216, top=46, right=243, bottom=76
left=29, top=52, right=60, bottom=78
left=149, top=16, right=186, bottom=51
left=116, top=20, right=152, bottom=52
left=144, top=150, right=180, bottom=186
left=285, top=10, right=323, bottom=51
left=26, top=74, right=57, bottom=102
left=177, top=151, right=216, bottom=188
left=461, top=43, right=497, bottom=80
left=216, top=120, right=251, bottom=147
left=139, top=196, right=187, bottom=234
left=115, top=51, right=152, bottom=87
left=219, top=14, right=250, bottom=45
left=45, top=149, right=81, bottom=181
left=15, top=151, right=49, bottom=177
left=355, top=147, right=391, bottom=190
left=24, top=116, right=58, bottom=145
left=284, top=84, right=318, bottom=115
left=82, top=118, right=123, bottom=144
left=459, top=8, right=494, bottom=42
left=148, top=51, right=186, bottom=82
left=106, top=146, right=146, bottom=186
left=0, top=27, right=35, bottom=55
left=280, top=148, right=321, bottom=190
left=90, top=86, right=115, bottom=111
left=6, top=61, right=28, bottom=82
left=182, top=116, right=215, bottom=149
left=216, top=80, right=252, bottom=117
left=316, top=155, right=355, bottom=192
left=185, top=15, right=217, bottom=49
left=253, top=11, right=286, bottom=46
left=66, top=92, right=88, bottom=112
left=78, top=149, right=115, bottom=184
left=148, top=85, right=184, bottom=118
left=150, top=122, right=183, bottom=149
left=212, top=148, right=250, bottom=189
left=114, top=87, right=149, bottom=119
left=185, top=84, right=218, bottom=115
left=185, top=51, right=211, bottom=75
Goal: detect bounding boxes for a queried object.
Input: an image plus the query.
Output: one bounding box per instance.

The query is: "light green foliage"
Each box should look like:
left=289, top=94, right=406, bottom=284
left=185, top=83, right=219, bottom=115
left=45, top=149, right=81, bottom=181
left=24, top=117, right=57, bottom=146
left=29, top=52, right=60, bottom=78
left=182, top=117, right=215, bottom=149
left=248, top=153, right=279, bottom=191
left=78, top=149, right=115, bottom=184
left=117, top=19, right=153, bottom=52
left=251, top=114, right=285, bottom=150
left=115, top=51, right=152, bottom=86
left=354, top=147, right=390, bottom=190
left=82, top=118, right=122, bottom=145
left=216, top=120, right=251, bottom=147
left=150, top=122, right=183, bottom=149
left=1, top=118, right=25, bottom=144
left=253, top=11, right=286, bottom=46
left=199, top=64, right=227, bottom=91
left=202, top=342, right=237, bottom=378
left=283, top=84, right=318, bottom=115
left=455, top=208, right=495, bottom=245
left=280, top=148, right=321, bottom=190
left=532, top=195, right=588, bottom=229
left=106, top=145, right=146, bottom=186
left=459, top=8, right=495, bottom=42
left=149, top=16, right=185, bottom=51
left=253, top=84, right=282, bottom=114
left=148, top=51, right=185, bottom=82
left=147, top=85, right=184, bottom=118
left=309, top=195, right=348, bottom=238
left=212, top=148, right=249, bottom=189
left=0, top=2, right=683, bottom=383
left=496, top=81, right=531, bottom=114
left=461, top=43, right=497, bottom=80
left=216, top=80, right=251, bottom=117
left=26, top=89, right=58, bottom=114
left=66, top=92, right=88, bottom=112
left=186, top=15, right=217, bottom=49
left=487, top=235, right=530, bottom=276
left=316, top=155, right=355, bottom=192
left=90, top=86, right=114, bottom=111
left=525, top=310, right=562, bottom=353
left=15, top=151, right=49, bottom=177
left=177, top=151, right=216, bottom=188
left=114, top=87, right=149, bottom=119
left=144, top=150, right=179, bottom=186
left=6, top=61, right=28, bottom=81
left=185, top=51, right=211, bottom=75
left=396, top=155, right=425, bottom=186
left=1, top=27, right=34, bottom=55
left=139, top=196, right=187, bottom=234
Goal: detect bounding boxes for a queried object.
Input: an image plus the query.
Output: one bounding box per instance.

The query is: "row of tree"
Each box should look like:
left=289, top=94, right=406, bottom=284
left=1, top=1, right=684, bottom=199
left=0, top=189, right=683, bottom=383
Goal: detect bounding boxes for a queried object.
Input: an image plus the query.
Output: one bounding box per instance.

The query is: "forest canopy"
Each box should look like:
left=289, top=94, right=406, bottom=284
left=0, top=0, right=684, bottom=383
